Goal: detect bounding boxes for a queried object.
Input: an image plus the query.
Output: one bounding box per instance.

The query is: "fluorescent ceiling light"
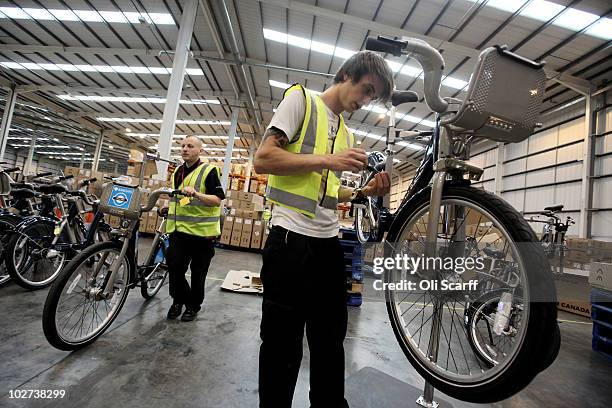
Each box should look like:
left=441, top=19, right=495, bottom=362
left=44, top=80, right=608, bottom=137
left=0, top=62, right=204, bottom=76
left=0, top=7, right=174, bottom=25
left=97, top=117, right=231, bottom=125
left=465, top=0, right=610, bottom=40
left=347, top=127, right=425, bottom=150
left=8, top=136, right=53, bottom=141
left=128, top=133, right=232, bottom=140
left=38, top=152, right=90, bottom=155
left=263, top=28, right=466, bottom=90
left=57, top=95, right=220, bottom=105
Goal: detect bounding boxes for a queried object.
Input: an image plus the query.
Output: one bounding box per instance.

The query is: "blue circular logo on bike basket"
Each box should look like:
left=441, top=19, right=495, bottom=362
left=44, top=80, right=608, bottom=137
left=112, top=193, right=129, bottom=206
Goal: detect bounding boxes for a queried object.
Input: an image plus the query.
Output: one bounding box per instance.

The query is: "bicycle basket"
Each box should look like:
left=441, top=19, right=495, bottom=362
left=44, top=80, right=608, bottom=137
left=0, top=172, right=10, bottom=195
left=98, top=182, right=142, bottom=220
left=443, top=45, right=546, bottom=143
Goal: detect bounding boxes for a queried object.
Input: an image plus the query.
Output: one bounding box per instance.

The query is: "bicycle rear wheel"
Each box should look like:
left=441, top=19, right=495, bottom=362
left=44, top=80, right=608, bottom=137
left=43, top=240, right=131, bottom=350
left=0, top=217, right=19, bottom=287
left=140, top=236, right=169, bottom=299
left=6, top=222, right=66, bottom=290
left=385, top=185, right=558, bottom=403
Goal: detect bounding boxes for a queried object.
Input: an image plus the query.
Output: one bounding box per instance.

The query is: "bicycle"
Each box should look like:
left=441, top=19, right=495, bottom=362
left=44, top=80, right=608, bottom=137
left=527, top=205, right=574, bottom=275
left=43, top=182, right=176, bottom=350
left=0, top=169, right=58, bottom=287
left=352, top=36, right=559, bottom=403
left=4, top=176, right=110, bottom=290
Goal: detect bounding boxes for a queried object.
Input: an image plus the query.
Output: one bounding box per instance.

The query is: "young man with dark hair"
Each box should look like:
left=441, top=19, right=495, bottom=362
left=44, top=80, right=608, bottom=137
left=254, top=50, right=394, bottom=407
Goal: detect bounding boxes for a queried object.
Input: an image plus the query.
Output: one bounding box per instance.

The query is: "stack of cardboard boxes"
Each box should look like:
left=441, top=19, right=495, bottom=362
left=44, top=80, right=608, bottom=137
left=566, top=238, right=612, bottom=267
left=220, top=189, right=269, bottom=249
left=220, top=216, right=269, bottom=249
left=228, top=163, right=268, bottom=195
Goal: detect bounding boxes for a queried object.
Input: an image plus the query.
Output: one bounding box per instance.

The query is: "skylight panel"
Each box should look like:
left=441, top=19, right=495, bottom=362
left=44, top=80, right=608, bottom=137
left=73, top=10, right=104, bottom=22
left=99, top=11, right=128, bottom=23
left=0, top=7, right=30, bottom=19
left=48, top=9, right=80, bottom=21
left=149, top=67, right=170, bottom=74
left=554, top=7, right=599, bottom=31
left=520, top=0, right=566, bottom=22
left=585, top=18, right=612, bottom=40
left=22, top=8, right=54, bottom=20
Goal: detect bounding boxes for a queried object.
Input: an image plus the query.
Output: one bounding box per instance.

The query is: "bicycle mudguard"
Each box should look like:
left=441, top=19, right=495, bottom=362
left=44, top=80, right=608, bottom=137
left=0, top=211, right=24, bottom=225
left=13, top=215, right=58, bottom=235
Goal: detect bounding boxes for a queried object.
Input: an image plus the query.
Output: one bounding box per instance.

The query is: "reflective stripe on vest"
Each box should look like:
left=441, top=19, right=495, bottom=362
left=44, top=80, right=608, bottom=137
left=166, top=163, right=221, bottom=237
left=266, top=83, right=354, bottom=217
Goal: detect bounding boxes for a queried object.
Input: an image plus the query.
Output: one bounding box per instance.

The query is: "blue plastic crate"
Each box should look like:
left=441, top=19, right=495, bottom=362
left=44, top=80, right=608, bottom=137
left=591, top=287, right=612, bottom=307
left=347, top=292, right=362, bottom=307
left=339, top=228, right=358, bottom=242
left=592, top=304, right=612, bottom=324
left=592, top=333, right=612, bottom=361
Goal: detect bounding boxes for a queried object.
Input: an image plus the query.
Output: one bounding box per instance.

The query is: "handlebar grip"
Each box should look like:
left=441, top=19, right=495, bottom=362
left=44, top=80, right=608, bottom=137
left=2, top=167, right=20, bottom=173
left=391, top=90, right=419, bottom=107
left=35, top=172, right=53, bottom=178
left=59, top=175, right=75, bottom=181
left=88, top=178, right=97, bottom=183
left=365, top=36, right=405, bottom=57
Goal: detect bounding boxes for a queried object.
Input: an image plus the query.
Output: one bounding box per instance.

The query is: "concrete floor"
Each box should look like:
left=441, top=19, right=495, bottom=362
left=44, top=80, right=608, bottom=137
left=0, top=240, right=610, bottom=408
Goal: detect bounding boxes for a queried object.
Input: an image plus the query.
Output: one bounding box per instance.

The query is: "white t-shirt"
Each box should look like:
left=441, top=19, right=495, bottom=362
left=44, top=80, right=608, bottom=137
left=265, top=89, right=343, bottom=238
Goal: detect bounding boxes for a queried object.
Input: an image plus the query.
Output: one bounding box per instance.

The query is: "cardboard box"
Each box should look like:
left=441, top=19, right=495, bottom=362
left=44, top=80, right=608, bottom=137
left=555, top=277, right=592, bottom=318
left=240, top=219, right=253, bottom=248
left=591, top=241, right=612, bottom=262
left=589, top=262, right=612, bottom=291
left=567, top=238, right=589, bottom=252
left=249, top=180, right=258, bottom=193
left=139, top=215, right=148, bottom=232
left=251, top=220, right=263, bottom=248
left=227, top=190, right=241, bottom=200
left=223, top=216, right=235, bottom=232
left=241, top=201, right=254, bottom=211
left=230, top=217, right=244, bottom=246
left=260, top=222, right=269, bottom=249
left=220, top=229, right=232, bottom=245
left=230, top=178, right=240, bottom=191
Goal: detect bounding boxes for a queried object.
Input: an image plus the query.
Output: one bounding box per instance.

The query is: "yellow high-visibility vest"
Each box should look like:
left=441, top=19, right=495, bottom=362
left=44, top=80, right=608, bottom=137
left=266, top=84, right=354, bottom=217
left=166, top=163, right=221, bottom=237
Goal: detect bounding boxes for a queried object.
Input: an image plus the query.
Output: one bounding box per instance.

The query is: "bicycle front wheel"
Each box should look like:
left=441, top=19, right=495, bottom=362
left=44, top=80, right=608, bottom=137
left=384, top=185, right=558, bottom=403
left=43, top=241, right=131, bottom=350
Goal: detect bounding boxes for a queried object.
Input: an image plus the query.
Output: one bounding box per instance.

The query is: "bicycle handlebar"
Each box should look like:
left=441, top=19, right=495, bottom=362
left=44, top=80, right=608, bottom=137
left=35, top=172, right=53, bottom=178
left=2, top=167, right=20, bottom=173
left=366, top=36, right=448, bottom=113
left=67, top=190, right=97, bottom=206
left=141, top=188, right=181, bottom=213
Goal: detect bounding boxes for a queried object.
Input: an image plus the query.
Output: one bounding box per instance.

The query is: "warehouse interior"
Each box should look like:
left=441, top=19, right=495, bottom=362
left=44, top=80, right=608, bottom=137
left=0, top=0, right=611, bottom=407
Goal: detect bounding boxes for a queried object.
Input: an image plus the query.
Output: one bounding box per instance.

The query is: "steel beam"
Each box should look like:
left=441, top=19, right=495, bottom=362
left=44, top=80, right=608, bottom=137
left=495, top=142, right=504, bottom=196
left=24, top=132, right=37, bottom=175
left=156, top=0, right=198, bottom=180
left=579, top=96, right=596, bottom=238
left=92, top=130, right=104, bottom=173
left=221, top=108, right=240, bottom=191
left=0, top=85, right=18, bottom=160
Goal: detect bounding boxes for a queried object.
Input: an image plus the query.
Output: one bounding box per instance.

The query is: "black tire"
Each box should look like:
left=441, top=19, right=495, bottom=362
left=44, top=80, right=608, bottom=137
left=43, top=240, right=131, bottom=351
left=385, top=185, right=557, bottom=403
left=0, top=216, right=20, bottom=287
left=5, top=222, right=65, bottom=290
left=140, top=237, right=168, bottom=299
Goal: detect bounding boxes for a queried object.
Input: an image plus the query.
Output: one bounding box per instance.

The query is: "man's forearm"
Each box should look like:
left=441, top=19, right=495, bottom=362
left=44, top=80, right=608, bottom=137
left=255, top=148, right=328, bottom=176
left=193, top=192, right=222, bottom=207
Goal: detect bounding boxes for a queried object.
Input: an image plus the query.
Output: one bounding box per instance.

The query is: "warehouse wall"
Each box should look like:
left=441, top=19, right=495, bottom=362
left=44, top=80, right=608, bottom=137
left=468, top=93, right=611, bottom=240
left=390, top=92, right=611, bottom=240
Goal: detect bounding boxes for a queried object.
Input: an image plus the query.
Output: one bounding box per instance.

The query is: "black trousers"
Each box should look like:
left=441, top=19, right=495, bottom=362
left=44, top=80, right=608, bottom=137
left=259, top=226, right=349, bottom=408
left=167, top=231, right=215, bottom=311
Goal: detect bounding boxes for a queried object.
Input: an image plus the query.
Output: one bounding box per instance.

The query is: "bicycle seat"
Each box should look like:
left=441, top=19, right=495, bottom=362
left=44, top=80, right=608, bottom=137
left=10, top=182, right=35, bottom=189
left=544, top=205, right=563, bottom=212
left=10, top=188, right=38, bottom=199
left=37, top=184, right=67, bottom=195
left=483, top=246, right=505, bottom=259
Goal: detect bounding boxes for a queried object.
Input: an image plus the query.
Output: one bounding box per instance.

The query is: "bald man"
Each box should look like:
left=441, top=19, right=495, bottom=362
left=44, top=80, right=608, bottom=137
left=166, top=136, right=225, bottom=321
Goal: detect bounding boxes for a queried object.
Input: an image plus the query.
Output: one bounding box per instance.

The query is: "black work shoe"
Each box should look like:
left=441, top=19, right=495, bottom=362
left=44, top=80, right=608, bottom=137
left=167, top=303, right=183, bottom=319
left=181, top=307, right=198, bottom=322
